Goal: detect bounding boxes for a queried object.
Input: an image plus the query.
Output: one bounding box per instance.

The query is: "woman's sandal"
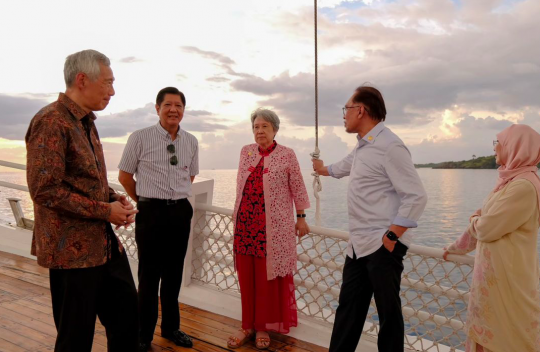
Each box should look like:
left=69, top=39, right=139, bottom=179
left=227, top=328, right=254, bottom=349
left=255, top=331, right=270, bottom=350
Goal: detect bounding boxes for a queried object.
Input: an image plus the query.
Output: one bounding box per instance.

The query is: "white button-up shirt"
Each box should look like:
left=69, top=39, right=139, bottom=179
left=328, top=122, right=427, bottom=259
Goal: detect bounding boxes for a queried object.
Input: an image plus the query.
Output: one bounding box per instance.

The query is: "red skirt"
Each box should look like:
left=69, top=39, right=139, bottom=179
left=236, top=254, right=297, bottom=333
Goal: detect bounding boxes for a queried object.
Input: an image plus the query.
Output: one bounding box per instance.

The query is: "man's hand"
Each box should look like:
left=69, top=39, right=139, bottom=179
left=382, top=233, right=397, bottom=252
left=312, top=159, right=329, bottom=176
left=295, top=218, right=310, bottom=238
left=114, top=195, right=136, bottom=229
left=108, top=201, right=138, bottom=228
left=118, top=195, right=133, bottom=208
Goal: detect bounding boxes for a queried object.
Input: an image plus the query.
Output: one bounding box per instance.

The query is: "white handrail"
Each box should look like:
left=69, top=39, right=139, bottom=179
left=194, top=202, right=475, bottom=266
left=0, top=181, right=29, bottom=192
left=0, top=160, right=26, bottom=170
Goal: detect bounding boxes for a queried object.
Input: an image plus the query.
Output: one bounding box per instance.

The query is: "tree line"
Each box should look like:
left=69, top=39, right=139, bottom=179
left=415, top=155, right=540, bottom=169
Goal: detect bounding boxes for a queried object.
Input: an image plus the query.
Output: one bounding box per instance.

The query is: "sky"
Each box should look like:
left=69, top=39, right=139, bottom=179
left=1, top=0, right=539, bottom=171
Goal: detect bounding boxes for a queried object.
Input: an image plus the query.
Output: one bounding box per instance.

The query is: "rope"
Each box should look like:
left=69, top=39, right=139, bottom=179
left=310, top=0, right=322, bottom=226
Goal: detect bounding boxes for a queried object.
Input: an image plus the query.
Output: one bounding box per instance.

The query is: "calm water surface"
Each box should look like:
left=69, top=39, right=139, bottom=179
left=1, top=168, right=540, bottom=251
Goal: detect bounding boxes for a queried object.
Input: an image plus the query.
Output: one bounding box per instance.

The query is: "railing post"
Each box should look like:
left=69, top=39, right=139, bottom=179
left=183, top=179, right=215, bottom=288
left=7, top=198, right=25, bottom=228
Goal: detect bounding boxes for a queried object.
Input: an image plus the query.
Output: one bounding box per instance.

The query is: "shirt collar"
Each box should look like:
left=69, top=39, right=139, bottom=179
left=155, top=122, right=180, bottom=138
left=357, top=122, right=386, bottom=144
left=258, top=140, right=278, bottom=156
left=58, top=93, right=95, bottom=121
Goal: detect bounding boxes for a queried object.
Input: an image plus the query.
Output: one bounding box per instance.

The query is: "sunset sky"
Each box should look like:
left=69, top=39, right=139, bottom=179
left=1, top=0, right=539, bottom=171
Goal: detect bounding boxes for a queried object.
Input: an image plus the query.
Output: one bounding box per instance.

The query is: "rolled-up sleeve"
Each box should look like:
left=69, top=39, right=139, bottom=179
left=328, top=149, right=354, bottom=179
left=384, top=142, right=427, bottom=228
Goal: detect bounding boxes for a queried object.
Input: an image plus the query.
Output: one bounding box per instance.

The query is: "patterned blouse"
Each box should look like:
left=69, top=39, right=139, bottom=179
left=26, top=93, right=122, bottom=269
left=233, top=141, right=277, bottom=257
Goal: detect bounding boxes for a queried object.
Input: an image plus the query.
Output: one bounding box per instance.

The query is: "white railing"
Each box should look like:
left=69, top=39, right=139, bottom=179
left=190, top=203, right=473, bottom=352
left=0, top=159, right=473, bottom=352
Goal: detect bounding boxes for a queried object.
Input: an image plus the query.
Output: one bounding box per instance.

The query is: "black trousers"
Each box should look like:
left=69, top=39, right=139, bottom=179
left=49, top=229, right=139, bottom=352
left=135, top=198, right=193, bottom=344
left=329, top=242, right=408, bottom=352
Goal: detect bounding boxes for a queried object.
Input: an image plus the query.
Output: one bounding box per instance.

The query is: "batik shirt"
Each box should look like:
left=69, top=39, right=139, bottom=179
left=26, top=93, right=121, bottom=269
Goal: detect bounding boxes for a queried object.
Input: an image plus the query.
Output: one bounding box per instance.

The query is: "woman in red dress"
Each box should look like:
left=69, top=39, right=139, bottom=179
left=227, top=108, right=311, bottom=349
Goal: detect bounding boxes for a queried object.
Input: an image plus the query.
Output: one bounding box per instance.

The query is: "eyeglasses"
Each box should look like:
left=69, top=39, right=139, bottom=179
left=342, top=105, right=362, bottom=117
left=167, top=144, right=178, bottom=165
left=493, top=140, right=499, bottom=146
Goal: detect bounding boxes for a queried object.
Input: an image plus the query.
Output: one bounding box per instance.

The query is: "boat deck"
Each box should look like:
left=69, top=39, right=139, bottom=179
left=0, top=250, right=327, bottom=352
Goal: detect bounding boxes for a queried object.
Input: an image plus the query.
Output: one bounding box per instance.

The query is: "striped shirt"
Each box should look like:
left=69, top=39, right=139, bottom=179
left=118, top=122, right=199, bottom=200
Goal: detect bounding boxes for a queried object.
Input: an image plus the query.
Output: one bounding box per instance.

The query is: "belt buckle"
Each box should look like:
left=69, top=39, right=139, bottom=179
left=166, top=199, right=177, bottom=205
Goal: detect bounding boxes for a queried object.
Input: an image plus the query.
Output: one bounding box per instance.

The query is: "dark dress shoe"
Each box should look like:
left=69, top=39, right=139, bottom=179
left=162, top=330, right=193, bottom=348
left=139, top=342, right=151, bottom=352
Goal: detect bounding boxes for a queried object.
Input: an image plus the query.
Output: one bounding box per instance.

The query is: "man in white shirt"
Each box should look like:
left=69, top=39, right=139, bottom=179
left=118, top=87, right=199, bottom=351
left=313, top=86, right=427, bottom=352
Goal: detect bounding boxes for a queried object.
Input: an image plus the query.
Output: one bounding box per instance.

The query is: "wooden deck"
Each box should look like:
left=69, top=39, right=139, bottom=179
left=0, top=251, right=327, bottom=352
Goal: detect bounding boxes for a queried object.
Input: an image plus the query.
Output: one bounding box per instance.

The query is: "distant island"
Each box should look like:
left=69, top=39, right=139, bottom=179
left=415, top=155, right=540, bottom=169
left=415, top=155, right=497, bottom=169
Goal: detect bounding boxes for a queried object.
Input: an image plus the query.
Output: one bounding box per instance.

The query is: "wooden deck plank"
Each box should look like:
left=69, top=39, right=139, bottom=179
left=0, top=316, right=56, bottom=348
left=0, top=307, right=57, bottom=338
left=0, top=337, right=27, bottom=352
left=25, top=296, right=51, bottom=308
left=0, top=274, right=49, bottom=297
left=0, top=302, right=55, bottom=328
left=11, top=300, right=51, bottom=316
left=0, top=327, right=48, bottom=350
left=0, top=267, right=49, bottom=289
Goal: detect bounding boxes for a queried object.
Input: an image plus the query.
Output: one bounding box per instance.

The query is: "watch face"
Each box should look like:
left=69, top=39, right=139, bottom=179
left=386, top=231, right=399, bottom=241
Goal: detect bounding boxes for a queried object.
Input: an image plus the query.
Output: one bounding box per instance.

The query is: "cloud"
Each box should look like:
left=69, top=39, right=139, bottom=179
left=95, top=104, right=228, bottom=138
left=409, top=115, right=513, bottom=164
left=197, top=124, right=351, bottom=170
left=0, top=91, right=228, bottom=142
left=0, top=94, right=49, bottom=139
left=181, top=46, right=236, bottom=65
left=119, top=56, right=143, bottom=63
left=181, top=45, right=255, bottom=79
left=206, top=76, right=231, bottom=83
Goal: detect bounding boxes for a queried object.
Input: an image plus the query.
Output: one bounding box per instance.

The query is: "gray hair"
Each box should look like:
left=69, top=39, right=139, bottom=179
left=64, top=49, right=111, bottom=87
left=250, top=108, right=280, bottom=132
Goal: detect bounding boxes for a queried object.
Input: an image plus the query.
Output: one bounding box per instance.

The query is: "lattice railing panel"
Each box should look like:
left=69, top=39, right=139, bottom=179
left=190, top=206, right=473, bottom=352
left=111, top=191, right=138, bottom=261
left=191, top=209, right=238, bottom=292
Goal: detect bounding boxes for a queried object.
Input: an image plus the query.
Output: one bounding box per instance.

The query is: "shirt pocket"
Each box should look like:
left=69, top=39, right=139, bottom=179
left=178, top=165, right=190, bottom=181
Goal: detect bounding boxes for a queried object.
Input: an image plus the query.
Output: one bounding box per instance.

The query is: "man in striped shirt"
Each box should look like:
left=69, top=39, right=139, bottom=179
left=118, top=87, right=199, bottom=351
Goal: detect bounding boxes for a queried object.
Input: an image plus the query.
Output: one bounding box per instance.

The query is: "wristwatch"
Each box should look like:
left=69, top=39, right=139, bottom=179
left=385, top=230, right=399, bottom=241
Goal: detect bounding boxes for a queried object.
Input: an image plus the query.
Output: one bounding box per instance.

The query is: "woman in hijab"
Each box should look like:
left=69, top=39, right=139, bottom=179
left=443, top=124, right=540, bottom=352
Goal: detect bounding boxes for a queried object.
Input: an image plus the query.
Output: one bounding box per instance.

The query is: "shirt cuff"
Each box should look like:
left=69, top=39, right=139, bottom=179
left=327, top=164, right=336, bottom=178
left=393, top=216, right=418, bottom=228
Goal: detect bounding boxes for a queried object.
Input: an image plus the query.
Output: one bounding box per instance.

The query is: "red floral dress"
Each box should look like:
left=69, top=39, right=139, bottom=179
left=233, top=141, right=277, bottom=257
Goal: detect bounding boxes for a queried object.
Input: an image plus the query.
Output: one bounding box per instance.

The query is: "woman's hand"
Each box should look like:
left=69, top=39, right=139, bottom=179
left=295, top=218, right=310, bottom=238
left=469, top=208, right=482, bottom=223
left=442, top=247, right=450, bottom=261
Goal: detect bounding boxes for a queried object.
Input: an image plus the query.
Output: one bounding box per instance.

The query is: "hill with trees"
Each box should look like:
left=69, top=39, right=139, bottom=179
left=415, top=155, right=540, bottom=169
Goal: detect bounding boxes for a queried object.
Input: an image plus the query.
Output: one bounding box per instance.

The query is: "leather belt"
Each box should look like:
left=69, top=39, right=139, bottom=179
left=138, top=196, right=187, bottom=205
